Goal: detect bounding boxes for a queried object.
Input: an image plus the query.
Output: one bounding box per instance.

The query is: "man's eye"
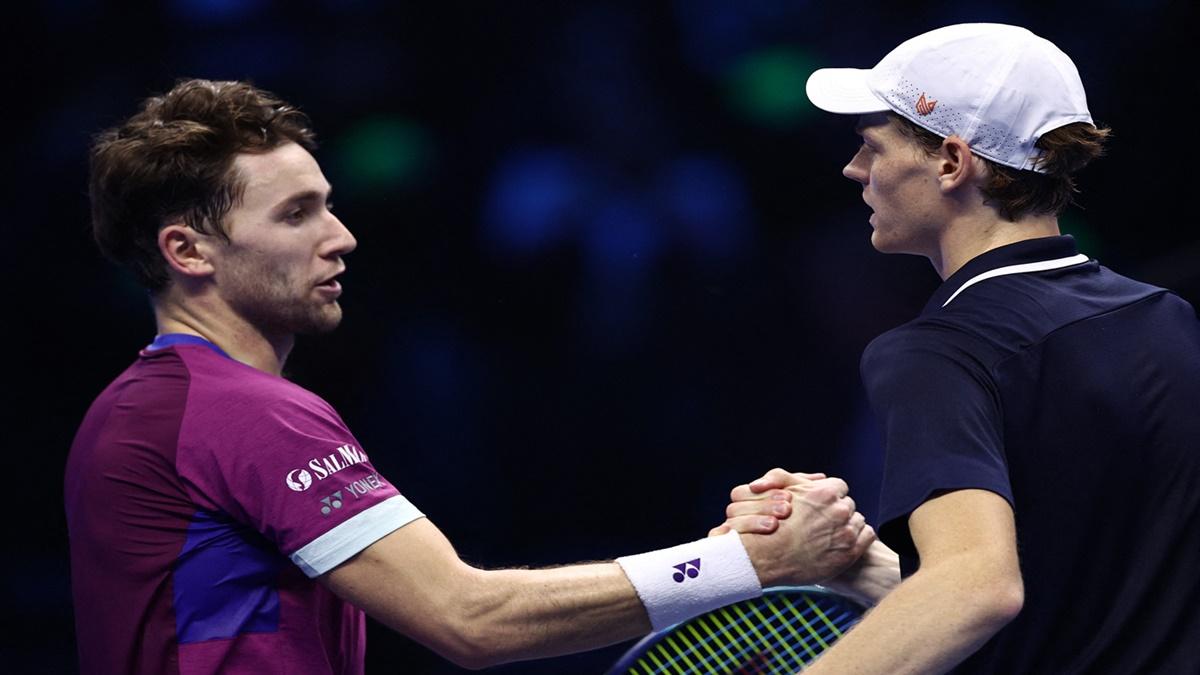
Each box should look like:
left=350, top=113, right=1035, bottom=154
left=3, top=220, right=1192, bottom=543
left=285, top=208, right=306, bottom=223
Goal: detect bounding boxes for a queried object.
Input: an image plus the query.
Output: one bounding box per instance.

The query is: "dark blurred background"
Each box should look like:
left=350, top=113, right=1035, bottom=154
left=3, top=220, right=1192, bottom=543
left=8, top=0, right=1197, bottom=672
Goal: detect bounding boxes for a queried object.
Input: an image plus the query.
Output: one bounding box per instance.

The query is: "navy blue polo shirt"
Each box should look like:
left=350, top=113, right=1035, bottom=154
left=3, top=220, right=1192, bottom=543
left=862, top=235, right=1200, bottom=674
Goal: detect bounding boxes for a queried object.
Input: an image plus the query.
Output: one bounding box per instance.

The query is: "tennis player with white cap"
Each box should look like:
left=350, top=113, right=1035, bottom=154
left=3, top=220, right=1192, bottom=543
left=724, top=23, right=1200, bottom=673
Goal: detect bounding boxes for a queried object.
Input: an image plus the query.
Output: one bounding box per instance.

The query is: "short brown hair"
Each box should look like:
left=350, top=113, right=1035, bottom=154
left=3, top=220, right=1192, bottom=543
left=89, top=79, right=317, bottom=291
left=889, top=113, right=1110, bottom=222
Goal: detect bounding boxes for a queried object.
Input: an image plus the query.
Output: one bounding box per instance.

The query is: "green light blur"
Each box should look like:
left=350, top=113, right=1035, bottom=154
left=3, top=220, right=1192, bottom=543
left=724, top=47, right=819, bottom=128
left=335, top=117, right=432, bottom=192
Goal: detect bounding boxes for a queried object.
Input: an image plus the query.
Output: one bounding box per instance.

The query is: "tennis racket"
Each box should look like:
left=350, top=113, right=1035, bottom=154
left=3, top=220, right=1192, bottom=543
left=606, top=586, right=864, bottom=674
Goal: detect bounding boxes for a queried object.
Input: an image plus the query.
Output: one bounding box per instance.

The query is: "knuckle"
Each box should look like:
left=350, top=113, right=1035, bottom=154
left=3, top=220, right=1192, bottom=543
left=765, top=468, right=788, bottom=482
left=810, top=484, right=837, bottom=502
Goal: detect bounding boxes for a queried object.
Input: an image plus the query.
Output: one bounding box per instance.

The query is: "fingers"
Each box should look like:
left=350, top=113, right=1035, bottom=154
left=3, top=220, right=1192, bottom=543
left=845, top=511, right=866, bottom=544
left=726, top=494, right=792, bottom=520
left=849, top=510, right=866, bottom=533
left=720, top=515, right=780, bottom=535
left=842, top=495, right=857, bottom=518
left=851, top=523, right=877, bottom=558
left=708, top=524, right=729, bottom=537
left=730, top=483, right=758, bottom=502
left=825, top=512, right=872, bottom=559
left=735, top=467, right=828, bottom=499
left=748, top=467, right=820, bottom=493
left=794, top=477, right=851, bottom=507
left=729, top=482, right=792, bottom=505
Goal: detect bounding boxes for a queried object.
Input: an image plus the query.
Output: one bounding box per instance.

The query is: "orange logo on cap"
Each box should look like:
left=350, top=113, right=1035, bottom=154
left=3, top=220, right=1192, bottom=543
left=916, top=93, right=938, bottom=116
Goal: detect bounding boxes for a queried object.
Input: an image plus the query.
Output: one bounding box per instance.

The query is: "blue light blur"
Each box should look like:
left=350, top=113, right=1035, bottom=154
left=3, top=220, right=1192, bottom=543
left=657, top=156, right=752, bottom=264
left=483, top=149, right=586, bottom=260
left=168, top=0, right=267, bottom=24
left=177, top=31, right=296, bottom=81
left=582, top=195, right=663, bottom=277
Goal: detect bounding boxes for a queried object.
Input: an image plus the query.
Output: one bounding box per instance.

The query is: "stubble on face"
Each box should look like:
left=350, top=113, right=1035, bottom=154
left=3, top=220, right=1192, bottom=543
left=214, top=143, right=350, bottom=341
left=219, top=243, right=343, bottom=338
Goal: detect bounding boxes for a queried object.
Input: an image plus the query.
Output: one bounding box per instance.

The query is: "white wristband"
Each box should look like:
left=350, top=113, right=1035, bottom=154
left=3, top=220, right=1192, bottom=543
left=616, top=530, right=762, bottom=631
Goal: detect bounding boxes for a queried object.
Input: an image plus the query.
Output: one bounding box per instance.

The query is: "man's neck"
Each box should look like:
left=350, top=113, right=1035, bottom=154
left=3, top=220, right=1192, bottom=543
left=153, top=295, right=293, bottom=376
left=932, top=212, right=1061, bottom=280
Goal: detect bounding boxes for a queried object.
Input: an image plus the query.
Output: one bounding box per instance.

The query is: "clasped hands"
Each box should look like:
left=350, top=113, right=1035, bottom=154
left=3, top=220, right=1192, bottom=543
left=709, top=468, right=886, bottom=597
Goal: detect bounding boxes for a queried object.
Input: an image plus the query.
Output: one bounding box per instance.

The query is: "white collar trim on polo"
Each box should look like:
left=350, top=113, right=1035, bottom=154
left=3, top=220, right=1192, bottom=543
left=942, top=254, right=1090, bottom=308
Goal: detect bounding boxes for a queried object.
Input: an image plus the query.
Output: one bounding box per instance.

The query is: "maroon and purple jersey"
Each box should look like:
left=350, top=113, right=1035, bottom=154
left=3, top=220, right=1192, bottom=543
left=65, top=335, right=423, bottom=674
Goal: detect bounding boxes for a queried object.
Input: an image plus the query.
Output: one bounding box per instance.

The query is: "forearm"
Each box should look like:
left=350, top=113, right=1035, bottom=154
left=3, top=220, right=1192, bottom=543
left=805, top=556, right=1022, bottom=674
left=446, top=530, right=765, bottom=666
left=452, top=563, right=649, bottom=666
left=325, top=520, right=650, bottom=669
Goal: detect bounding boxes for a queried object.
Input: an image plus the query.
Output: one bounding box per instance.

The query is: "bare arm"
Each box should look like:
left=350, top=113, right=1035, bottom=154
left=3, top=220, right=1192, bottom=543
left=803, top=489, right=1023, bottom=674
left=323, top=518, right=647, bottom=669
left=323, top=478, right=871, bottom=670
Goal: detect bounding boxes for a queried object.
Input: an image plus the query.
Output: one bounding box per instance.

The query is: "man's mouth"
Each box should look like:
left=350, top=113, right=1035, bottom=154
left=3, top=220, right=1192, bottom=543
left=316, top=270, right=345, bottom=294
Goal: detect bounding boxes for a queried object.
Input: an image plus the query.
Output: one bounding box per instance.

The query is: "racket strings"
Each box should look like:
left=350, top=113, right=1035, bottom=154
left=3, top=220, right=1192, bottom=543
left=626, top=593, right=860, bottom=674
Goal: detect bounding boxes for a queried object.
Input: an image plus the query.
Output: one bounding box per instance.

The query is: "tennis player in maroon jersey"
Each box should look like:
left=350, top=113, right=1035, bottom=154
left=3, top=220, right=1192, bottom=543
left=66, top=78, right=877, bottom=674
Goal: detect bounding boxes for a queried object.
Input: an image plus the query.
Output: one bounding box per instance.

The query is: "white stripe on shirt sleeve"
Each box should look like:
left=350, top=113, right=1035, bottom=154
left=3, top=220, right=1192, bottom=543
left=290, top=494, right=425, bottom=577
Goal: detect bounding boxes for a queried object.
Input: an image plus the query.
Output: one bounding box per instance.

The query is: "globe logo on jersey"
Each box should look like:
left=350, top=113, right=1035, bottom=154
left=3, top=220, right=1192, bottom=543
left=286, top=469, right=314, bottom=492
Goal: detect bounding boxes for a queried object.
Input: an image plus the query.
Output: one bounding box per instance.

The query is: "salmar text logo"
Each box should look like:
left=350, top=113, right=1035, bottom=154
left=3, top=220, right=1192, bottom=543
left=285, top=444, right=369, bottom=492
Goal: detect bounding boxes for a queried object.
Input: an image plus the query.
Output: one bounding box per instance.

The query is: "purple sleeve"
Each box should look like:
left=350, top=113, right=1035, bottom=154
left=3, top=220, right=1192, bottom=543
left=175, top=358, right=423, bottom=577
left=862, top=326, right=1011, bottom=559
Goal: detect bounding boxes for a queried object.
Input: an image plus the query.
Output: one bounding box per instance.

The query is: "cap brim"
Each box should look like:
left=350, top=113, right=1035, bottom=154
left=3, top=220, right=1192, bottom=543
left=806, top=68, right=890, bottom=114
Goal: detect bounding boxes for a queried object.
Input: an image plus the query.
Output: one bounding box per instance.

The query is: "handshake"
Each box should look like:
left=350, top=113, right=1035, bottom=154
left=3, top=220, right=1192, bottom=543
left=708, top=468, right=898, bottom=606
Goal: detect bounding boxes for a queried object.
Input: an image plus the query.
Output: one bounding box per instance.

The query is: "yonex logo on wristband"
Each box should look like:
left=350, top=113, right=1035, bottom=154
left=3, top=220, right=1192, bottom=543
left=672, top=558, right=701, bottom=582
left=616, top=533, right=758, bottom=631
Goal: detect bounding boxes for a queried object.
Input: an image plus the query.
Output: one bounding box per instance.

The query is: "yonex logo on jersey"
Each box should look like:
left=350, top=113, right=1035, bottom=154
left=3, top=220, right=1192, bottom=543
left=346, top=473, right=386, bottom=498
left=916, top=92, right=938, bottom=116
left=320, top=491, right=344, bottom=516
left=286, top=469, right=314, bottom=492
left=672, top=559, right=700, bottom=582
left=285, top=444, right=370, bottom=491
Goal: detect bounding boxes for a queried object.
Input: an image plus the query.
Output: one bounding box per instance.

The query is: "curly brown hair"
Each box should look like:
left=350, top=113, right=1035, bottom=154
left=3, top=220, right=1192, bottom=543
left=889, top=113, right=1110, bottom=222
left=89, top=79, right=317, bottom=291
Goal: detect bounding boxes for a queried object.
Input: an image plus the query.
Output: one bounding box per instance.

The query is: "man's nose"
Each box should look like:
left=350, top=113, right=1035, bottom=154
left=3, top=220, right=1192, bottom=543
left=326, top=214, right=357, bottom=257
left=842, top=149, right=869, bottom=185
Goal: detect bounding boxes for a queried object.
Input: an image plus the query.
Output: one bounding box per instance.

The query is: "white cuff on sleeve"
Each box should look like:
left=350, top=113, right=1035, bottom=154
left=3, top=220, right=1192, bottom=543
left=616, top=530, right=762, bottom=631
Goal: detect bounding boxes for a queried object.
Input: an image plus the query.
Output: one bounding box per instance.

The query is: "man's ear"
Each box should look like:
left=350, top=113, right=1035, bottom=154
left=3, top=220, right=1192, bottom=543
left=158, top=222, right=217, bottom=280
left=936, top=136, right=980, bottom=193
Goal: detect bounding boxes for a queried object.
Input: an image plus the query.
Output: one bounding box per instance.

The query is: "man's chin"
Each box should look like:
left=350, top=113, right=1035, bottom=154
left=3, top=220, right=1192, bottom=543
left=869, top=229, right=898, bottom=254
left=291, top=304, right=344, bottom=336
left=308, top=306, right=344, bottom=334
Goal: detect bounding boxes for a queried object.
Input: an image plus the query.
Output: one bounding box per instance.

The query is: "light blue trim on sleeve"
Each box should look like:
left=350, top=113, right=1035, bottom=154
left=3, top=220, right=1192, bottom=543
left=290, top=495, right=425, bottom=577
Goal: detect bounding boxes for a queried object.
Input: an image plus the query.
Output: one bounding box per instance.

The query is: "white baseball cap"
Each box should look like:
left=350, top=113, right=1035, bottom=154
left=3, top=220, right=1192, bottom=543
left=806, top=23, right=1094, bottom=173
